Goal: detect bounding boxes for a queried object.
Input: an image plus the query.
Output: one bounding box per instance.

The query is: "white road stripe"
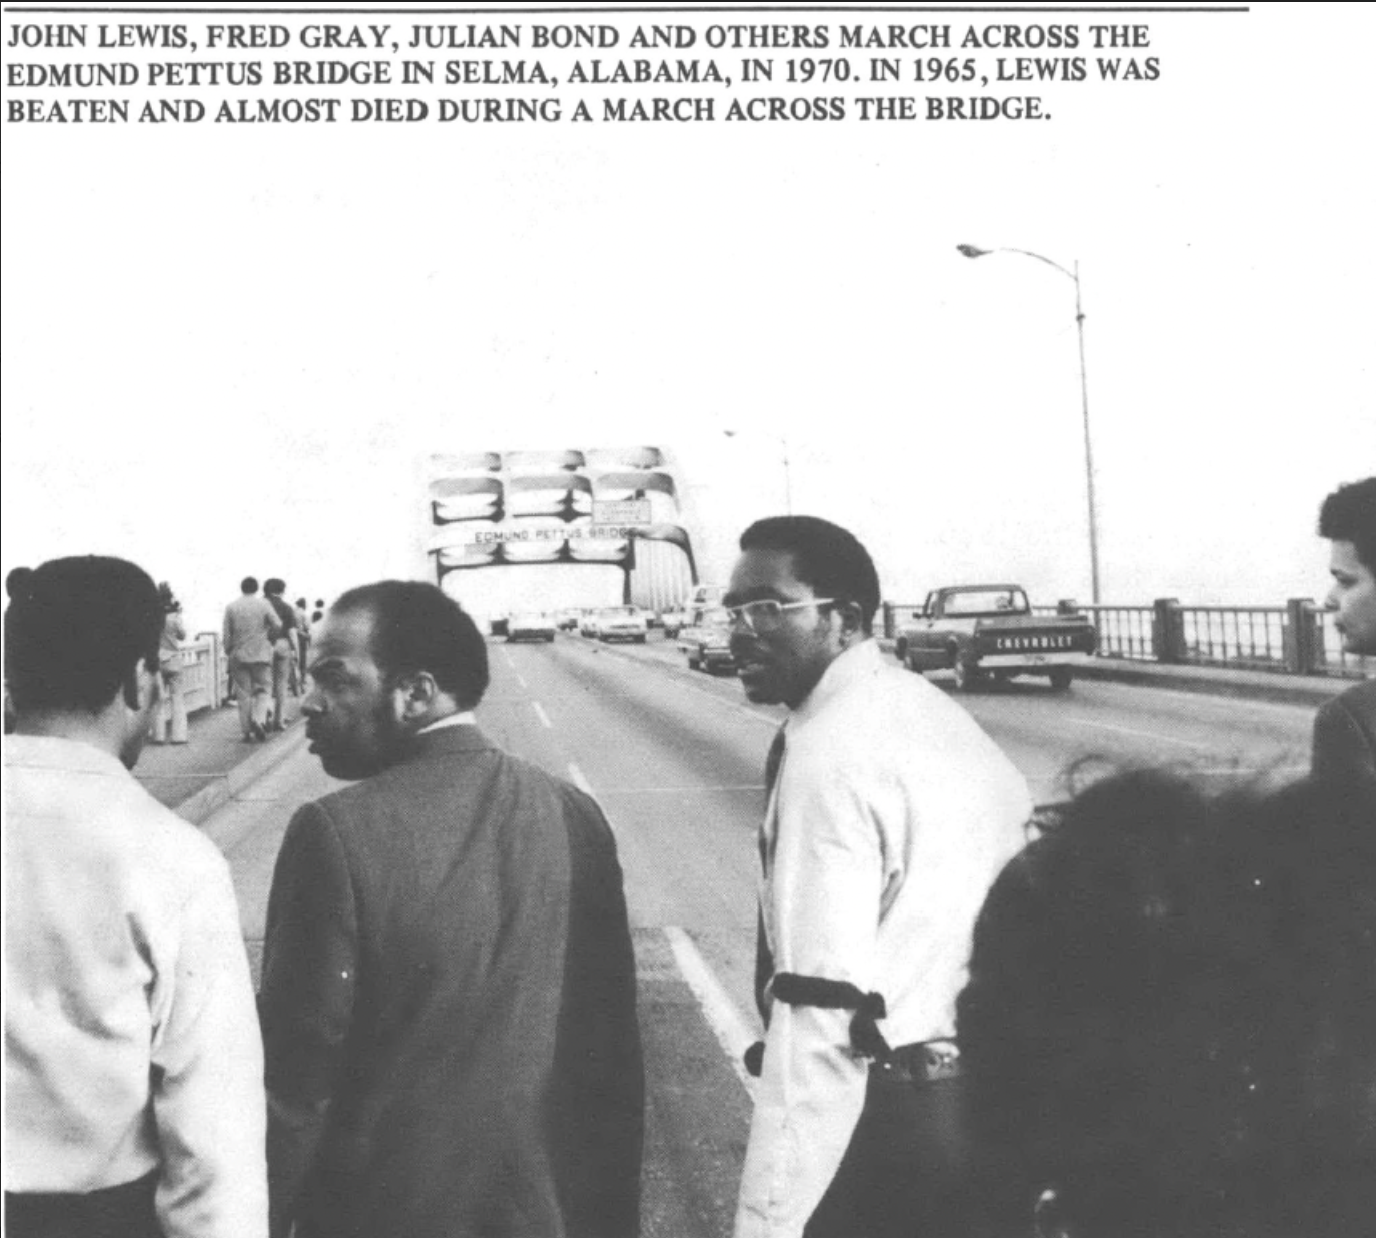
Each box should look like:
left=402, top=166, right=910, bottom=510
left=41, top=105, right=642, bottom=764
left=515, top=673, right=528, bottom=690
left=500, top=646, right=515, bottom=668
left=532, top=702, right=552, bottom=729
left=1065, top=716, right=1213, bottom=750
left=664, top=926, right=758, bottom=1094
left=598, top=785, right=765, bottom=795
left=566, top=762, right=594, bottom=796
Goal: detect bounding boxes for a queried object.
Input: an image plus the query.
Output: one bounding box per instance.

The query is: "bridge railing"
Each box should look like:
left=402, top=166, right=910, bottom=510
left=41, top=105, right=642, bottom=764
left=177, top=633, right=229, bottom=716
left=882, top=598, right=1369, bottom=680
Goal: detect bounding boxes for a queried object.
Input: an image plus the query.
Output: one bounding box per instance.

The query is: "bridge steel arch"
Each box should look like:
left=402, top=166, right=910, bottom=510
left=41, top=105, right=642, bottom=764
left=425, top=446, right=699, bottom=611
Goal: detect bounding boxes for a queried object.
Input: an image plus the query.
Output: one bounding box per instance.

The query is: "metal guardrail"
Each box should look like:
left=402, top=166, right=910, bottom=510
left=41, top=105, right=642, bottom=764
left=886, top=599, right=1370, bottom=681
left=179, top=633, right=229, bottom=716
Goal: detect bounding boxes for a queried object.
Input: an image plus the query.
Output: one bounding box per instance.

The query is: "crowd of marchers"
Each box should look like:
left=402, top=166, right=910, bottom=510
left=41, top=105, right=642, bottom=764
left=3, top=475, right=1373, bottom=1238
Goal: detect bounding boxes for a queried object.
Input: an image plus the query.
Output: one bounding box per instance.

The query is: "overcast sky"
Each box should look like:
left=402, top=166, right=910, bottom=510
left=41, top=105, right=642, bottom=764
left=4, top=1, right=1372, bottom=633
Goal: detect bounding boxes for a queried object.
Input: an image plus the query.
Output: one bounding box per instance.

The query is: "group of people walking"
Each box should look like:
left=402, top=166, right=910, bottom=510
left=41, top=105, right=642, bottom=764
left=3, top=476, right=1373, bottom=1238
left=221, top=578, right=321, bottom=741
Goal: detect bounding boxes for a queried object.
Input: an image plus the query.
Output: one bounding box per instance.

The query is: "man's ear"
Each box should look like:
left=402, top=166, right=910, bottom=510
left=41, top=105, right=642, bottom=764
left=124, top=658, right=158, bottom=711
left=395, top=671, right=440, bottom=721
left=834, top=600, right=865, bottom=641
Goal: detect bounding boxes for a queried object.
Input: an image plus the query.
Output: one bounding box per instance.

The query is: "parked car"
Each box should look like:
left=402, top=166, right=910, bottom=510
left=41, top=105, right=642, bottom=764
left=894, top=584, right=1096, bottom=692
left=594, top=606, right=649, bottom=643
left=677, top=607, right=736, bottom=674
left=507, top=611, right=557, bottom=643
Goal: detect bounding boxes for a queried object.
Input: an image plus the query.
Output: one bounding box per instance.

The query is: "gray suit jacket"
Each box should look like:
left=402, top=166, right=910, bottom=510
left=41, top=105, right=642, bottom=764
left=1312, top=679, right=1376, bottom=801
left=259, top=725, right=643, bottom=1238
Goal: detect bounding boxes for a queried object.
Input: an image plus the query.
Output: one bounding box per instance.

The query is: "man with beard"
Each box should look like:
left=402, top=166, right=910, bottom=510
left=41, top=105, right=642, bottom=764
left=1313, top=476, right=1376, bottom=798
left=724, top=516, right=1032, bottom=1238
left=258, top=581, right=642, bottom=1238
left=4, top=556, right=266, bottom=1238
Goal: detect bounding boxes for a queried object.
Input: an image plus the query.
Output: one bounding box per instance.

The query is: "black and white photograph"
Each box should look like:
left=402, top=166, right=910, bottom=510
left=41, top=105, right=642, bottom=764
left=4, top=2, right=1374, bottom=1235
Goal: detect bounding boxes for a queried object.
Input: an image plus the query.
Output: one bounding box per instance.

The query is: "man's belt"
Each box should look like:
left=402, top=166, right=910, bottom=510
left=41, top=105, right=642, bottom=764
left=743, top=972, right=891, bottom=1077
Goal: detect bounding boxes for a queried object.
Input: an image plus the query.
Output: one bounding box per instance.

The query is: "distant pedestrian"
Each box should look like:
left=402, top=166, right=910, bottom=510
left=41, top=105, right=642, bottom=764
left=222, top=575, right=279, bottom=741
left=293, top=596, right=312, bottom=692
left=4, top=556, right=267, bottom=1238
left=4, top=564, right=33, bottom=734
left=149, top=581, right=188, bottom=744
left=1313, top=476, right=1376, bottom=798
left=260, top=581, right=642, bottom=1238
left=724, top=516, right=1031, bottom=1238
left=263, top=578, right=297, bottom=732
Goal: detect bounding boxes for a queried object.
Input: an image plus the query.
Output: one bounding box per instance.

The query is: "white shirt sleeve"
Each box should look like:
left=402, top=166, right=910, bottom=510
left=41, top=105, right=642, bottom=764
left=150, top=852, right=268, bottom=1238
left=734, top=756, right=887, bottom=1238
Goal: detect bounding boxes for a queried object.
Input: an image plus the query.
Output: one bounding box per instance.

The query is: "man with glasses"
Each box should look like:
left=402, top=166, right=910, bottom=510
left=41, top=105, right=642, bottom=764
left=725, top=516, right=1031, bottom=1238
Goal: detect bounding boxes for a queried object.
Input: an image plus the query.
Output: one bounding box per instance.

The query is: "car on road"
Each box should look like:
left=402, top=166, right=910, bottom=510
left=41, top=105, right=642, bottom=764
left=507, top=611, right=557, bottom=643
left=894, top=584, right=1096, bottom=692
left=660, top=606, right=688, bottom=639
left=594, top=606, right=649, bottom=643
left=677, top=607, right=736, bottom=674
left=579, top=609, right=600, bottom=637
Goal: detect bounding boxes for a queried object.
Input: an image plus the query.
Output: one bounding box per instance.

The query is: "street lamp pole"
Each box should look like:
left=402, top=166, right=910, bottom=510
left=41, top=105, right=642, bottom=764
left=724, top=430, right=793, bottom=516
left=957, top=244, right=1102, bottom=605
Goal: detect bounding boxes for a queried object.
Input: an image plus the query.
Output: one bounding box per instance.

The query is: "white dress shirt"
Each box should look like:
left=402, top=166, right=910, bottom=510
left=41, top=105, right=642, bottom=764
left=4, top=735, right=268, bottom=1238
left=735, top=640, right=1032, bottom=1238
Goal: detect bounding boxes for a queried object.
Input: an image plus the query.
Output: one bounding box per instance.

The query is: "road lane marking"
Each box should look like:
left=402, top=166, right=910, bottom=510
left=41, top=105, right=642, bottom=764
left=567, top=761, right=594, bottom=796
left=597, top=785, right=765, bottom=795
left=500, top=646, right=515, bottom=669
left=515, top=673, right=528, bottom=690
left=532, top=702, right=552, bottom=729
left=664, top=926, right=758, bottom=1094
left=1064, top=716, right=1213, bottom=750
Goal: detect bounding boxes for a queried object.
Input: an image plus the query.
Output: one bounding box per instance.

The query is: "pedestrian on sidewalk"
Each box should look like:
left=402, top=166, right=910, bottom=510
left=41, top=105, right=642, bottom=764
left=263, top=578, right=297, bottom=732
left=4, top=555, right=267, bottom=1238
left=725, top=516, right=1031, bottom=1238
left=149, top=581, right=188, bottom=744
left=223, top=576, right=279, bottom=741
left=259, top=581, right=642, bottom=1238
left=1313, top=476, right=1376, bottom=799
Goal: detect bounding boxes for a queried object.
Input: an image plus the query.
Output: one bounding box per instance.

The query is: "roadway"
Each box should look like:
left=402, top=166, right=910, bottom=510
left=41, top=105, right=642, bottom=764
left=203, top=629, right=1318, bottom=1237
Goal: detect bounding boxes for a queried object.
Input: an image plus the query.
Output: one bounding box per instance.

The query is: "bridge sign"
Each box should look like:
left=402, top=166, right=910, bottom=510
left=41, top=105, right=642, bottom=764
left=592, top=499, right=652, bottom=526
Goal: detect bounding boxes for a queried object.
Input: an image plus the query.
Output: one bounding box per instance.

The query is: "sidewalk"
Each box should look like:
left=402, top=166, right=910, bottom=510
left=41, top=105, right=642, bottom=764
left=874, top=639, right=1357, bottom=708
left=135, top=702, right=306, bottom=825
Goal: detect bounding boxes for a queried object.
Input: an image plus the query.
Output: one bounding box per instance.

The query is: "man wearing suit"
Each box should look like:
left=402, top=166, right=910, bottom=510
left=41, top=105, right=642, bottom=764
left=223, top=575, right=281, bottom=741
left=1313, top=476, right=1376, bottom=799
left=259, top=581, right=642, bottom=1238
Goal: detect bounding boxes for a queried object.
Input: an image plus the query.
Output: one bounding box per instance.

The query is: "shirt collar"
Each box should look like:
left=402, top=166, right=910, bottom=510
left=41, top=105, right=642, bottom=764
left=417, top=711, right=477, bottom=735
left=3, top=733, right=131, bottom=778
left=789, top=638, right=882, bottom=729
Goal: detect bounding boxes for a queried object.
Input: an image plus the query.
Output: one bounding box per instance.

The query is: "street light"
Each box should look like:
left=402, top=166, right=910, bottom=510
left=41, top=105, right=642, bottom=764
left=723, top=429, right=793, bottom=515
left=957, top=243, right=1102, bottom=605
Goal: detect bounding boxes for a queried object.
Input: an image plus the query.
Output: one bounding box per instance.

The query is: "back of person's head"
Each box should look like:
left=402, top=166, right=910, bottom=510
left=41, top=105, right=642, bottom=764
left=738, top=515, right=881, bottom=633
left=241, top=576, right=259, bottom=595
left=331, top=580, right=489, bottom=710
left=958, top=770, right=1376, bottom=1238
left=296, top=597, right=307, bottom=609
left=6, top=556, right=163, bottom=715
left=1318, top=476, right=1376, bottom=571
left=264, top=577, right=285, bottom=597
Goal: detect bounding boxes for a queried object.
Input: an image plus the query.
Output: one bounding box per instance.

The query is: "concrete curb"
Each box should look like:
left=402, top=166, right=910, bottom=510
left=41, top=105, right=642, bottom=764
left=1070, top=660, right=1348, bottom=709
left=874, top=637, right=1352, bottom=709
left=173, top=725, right=308, bottom=825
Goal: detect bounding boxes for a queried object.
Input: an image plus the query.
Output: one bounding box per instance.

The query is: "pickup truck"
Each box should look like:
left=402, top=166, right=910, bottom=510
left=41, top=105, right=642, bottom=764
left=894, top=584, right=1096, bottom=692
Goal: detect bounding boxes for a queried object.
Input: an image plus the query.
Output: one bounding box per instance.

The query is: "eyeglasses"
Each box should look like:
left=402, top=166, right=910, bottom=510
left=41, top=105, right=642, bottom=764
left=724, top=598, right=835, bottom=633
